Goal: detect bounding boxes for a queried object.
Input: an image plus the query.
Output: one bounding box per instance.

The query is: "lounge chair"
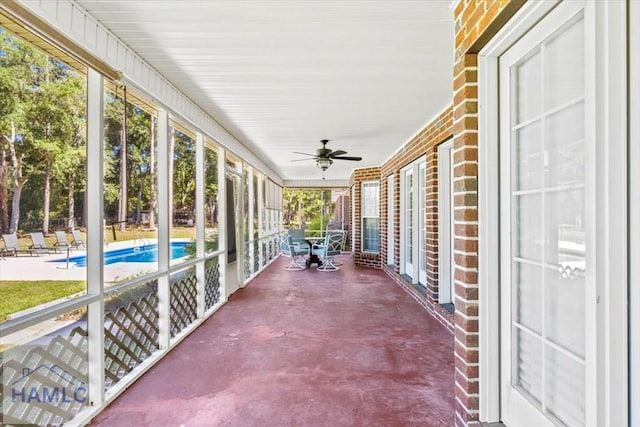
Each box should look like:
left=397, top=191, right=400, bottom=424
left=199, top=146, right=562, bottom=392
left=1, top=233, right=33, bottom=257
left=71, top=230, right=86, bottom=249
left=29, top=232, right=59, bottom=254
left=54, top=231, right=71, bottom=249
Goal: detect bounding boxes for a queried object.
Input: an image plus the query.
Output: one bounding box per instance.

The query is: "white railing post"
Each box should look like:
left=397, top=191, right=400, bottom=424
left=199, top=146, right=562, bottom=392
left=157, top=110, right=170, bottom=348
left=195, top=132, right=205, bottom=318
left=217, top=146, right=227, bottom=303
left=86, top=68, right=105, bottom=409
left=248, top=167, right=255, bottom=276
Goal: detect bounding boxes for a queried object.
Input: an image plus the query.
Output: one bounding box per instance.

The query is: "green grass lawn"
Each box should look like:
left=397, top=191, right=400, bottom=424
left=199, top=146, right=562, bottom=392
left=0, top=280, right=85, bottom=322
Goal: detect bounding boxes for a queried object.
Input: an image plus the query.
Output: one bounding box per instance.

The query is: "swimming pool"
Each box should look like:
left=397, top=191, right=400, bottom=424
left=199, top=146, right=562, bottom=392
left=52, top=242, right=191, bottom=267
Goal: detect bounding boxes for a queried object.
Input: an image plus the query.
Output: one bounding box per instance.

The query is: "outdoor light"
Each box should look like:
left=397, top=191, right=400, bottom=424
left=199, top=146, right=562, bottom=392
left=316, top=157, right=333, bottom=171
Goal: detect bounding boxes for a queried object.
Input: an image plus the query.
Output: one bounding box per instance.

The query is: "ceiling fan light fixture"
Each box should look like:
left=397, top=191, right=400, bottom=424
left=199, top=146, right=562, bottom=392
left=316, top=157, right=333, bottom=171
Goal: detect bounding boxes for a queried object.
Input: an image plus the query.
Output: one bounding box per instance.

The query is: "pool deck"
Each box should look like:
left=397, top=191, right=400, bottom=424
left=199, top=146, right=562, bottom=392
left=0, top=239, right=181, bottom=283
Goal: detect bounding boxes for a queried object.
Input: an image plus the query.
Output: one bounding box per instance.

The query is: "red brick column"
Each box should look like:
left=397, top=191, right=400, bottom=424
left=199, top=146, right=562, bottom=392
left=452, top=52, right=480, bottom=427
left=452, top=0, right=525, bottom=425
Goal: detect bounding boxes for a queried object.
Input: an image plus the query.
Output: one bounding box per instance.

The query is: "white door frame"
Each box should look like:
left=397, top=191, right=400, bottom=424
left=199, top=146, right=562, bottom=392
left=387, top=174, right=394, bottom=266
left=630, top=1, right=639, bottom=425
left=400, top=163, right=414, bottom=280
left=478, top=0, right=628, bottom=424
left=438, top=139, right=454, bottom=304
left=418, top=162, right=427, bottom=285
left=400, top=157, right=426, bottom=285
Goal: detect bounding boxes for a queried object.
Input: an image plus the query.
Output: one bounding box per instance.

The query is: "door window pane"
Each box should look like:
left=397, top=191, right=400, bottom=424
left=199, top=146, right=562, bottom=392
left=509, top=15, right=586, bottom=424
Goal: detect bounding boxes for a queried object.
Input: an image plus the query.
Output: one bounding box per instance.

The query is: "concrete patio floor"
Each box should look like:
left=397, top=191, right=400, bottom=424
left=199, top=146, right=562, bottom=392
left=89, top=255, right=456, bottom=426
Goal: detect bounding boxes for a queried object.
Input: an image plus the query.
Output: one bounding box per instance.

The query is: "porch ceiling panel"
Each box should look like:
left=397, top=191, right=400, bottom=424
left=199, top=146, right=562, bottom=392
left=76, top=0, right=454, bottom=181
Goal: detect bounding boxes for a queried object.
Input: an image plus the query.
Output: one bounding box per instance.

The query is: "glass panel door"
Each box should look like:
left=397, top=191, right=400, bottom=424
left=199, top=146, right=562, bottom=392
left=403, top=168, right=414, bottom=277
left=387, top=174, right=394, bottom=265
left=500, top=3, right=588, bottom=426
left=418, top=163, right=427, bottom=285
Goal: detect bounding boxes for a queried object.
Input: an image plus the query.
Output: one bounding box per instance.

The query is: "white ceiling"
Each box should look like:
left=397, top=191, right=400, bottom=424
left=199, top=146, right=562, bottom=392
left=76, top=0, right=454, bottom=181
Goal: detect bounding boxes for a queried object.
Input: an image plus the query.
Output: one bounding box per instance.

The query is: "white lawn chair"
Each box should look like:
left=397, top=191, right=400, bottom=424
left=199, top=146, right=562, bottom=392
left=2, top=233, right=34, bottom=257
left=71, top=230, right=86, bottom=249
left=54, top=231, right=71, bottom=249
left=29, top=232, right=59, bottom=254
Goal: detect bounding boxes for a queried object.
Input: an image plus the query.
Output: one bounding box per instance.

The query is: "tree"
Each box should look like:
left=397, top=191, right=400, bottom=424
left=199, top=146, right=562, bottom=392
left=283, top=189, right=333, bottom=230
left=171, top=130, right=196, bottom=219
left=204, top=148, right=218, bottom=227
left=0, top=32, right=48, bottom=232
left=28, top=62, right=86, bottom=232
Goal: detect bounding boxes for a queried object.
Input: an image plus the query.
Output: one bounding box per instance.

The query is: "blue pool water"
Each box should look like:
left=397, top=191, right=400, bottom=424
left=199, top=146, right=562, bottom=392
left=52, top=242, right=190, bottom=267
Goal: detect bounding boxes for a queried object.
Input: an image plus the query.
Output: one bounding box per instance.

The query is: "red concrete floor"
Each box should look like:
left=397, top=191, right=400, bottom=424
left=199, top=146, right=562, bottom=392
left=90, top=255, right=455, bottom=427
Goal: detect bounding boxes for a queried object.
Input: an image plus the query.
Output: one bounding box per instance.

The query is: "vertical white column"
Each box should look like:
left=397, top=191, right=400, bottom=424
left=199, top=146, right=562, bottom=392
left=257, top=175, right=264, bottom=269
left=248, top=167, right=254, bottom=276
left=630, top=3, right=640, bottom=424
left=195, top=133, right=205, bottom=318
left=217, top=146, right=227, bottom=303
left=86, top=69, right=105, bottom=407
left=156, top=110, right=170, bottom=348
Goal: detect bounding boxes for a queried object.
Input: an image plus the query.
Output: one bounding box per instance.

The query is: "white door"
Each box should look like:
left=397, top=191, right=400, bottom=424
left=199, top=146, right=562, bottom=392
left=418, top=163, right=427, bottom=285
left=438, top=140, right=454, bottom=304
left=402, top=167, right=414, bottom=277
left=387, top=174, right=394, bottom=265
left=631, top=2, right=640, bottom=424
left=225, top=173, right=243, bottom=296
left=499, top=2, right=592, bottom=426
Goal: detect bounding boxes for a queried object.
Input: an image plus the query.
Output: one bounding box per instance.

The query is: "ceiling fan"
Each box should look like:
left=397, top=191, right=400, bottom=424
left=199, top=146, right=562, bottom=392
left=293, top=139, right=362, bottom=172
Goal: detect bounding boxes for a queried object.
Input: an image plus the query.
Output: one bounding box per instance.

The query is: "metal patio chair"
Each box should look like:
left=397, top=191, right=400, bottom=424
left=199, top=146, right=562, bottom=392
left=280, top=234, right=309, bottom=271
left=312, top=231, right=344, bottom=271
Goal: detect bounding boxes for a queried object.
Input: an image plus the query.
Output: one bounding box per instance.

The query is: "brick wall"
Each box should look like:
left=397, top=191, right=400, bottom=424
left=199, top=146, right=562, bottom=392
left=349, top=167, right=382, bottom=268
left=379, top=107, right=454, bottom=332
left=452, top=0, right=525, bottom=426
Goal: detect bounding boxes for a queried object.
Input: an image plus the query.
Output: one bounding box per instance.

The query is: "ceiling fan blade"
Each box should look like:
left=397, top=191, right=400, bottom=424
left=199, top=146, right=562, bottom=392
left=291, top=157, right=316, bottom=162
left=293, top=152, right=317, bottom=157
left=332, top=156, right=362, bottom=161
left=329, top=150, right=347, bottom=157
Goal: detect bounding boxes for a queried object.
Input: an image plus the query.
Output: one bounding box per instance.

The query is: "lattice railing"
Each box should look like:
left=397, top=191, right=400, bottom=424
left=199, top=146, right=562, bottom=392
left=1, top=326, right=88, bottom=426
left=169, top=271, right=198, bottom=337
left=104, top=282, right=159, bottom=391
left=243, top=243, right=252, bottom=279
left=253, top=243, right=261, bottom=273
left=205, top=259, right=221, bottom=310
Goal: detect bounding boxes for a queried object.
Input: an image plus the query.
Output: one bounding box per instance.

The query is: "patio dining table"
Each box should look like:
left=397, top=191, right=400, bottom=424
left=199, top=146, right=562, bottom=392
left=304, top=236, right=325, bottom=267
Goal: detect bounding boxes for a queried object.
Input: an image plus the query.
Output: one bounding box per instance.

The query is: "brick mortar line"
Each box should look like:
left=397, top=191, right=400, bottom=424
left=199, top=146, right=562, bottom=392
left=453, top=66, right=479, bottom=80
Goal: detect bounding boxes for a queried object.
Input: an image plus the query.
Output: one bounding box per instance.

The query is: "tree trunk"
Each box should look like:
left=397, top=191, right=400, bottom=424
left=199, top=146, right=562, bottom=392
left=118, top=100, right=127, bottom=232
left=9, top=184, right=23, bottom=233
left=136, top=186, right=142, bottom=224
left=42, top=158, right=51, bottom=233
left=209, top=197, right=216, bottom=226
left=148, top=116, right=156, bottom=230
left=8, top=121, right=27, bottom=233
left=67, top=171, right=75, bottom=229
left=0, top=145, right=8, bottom=233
